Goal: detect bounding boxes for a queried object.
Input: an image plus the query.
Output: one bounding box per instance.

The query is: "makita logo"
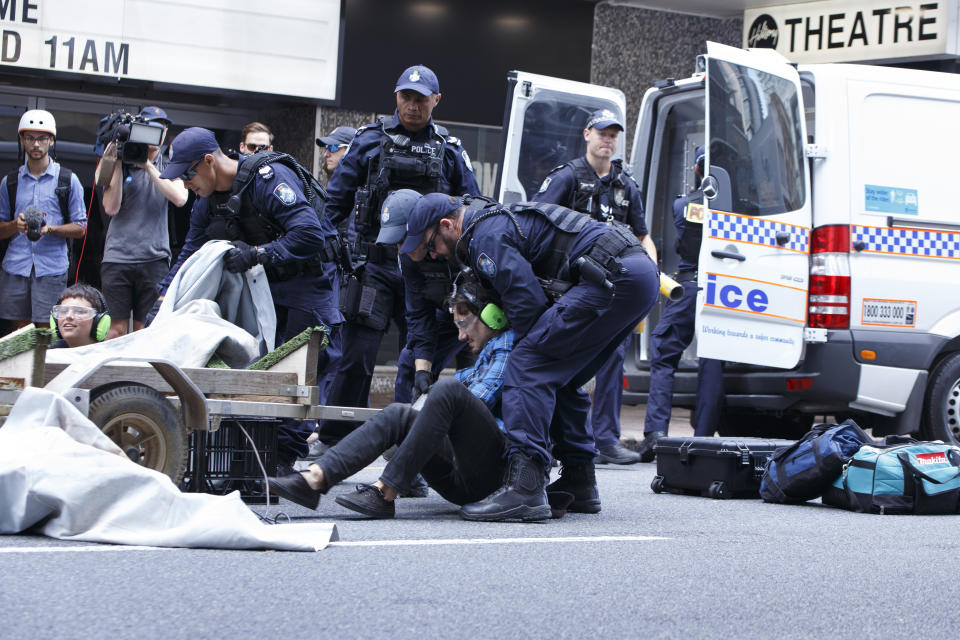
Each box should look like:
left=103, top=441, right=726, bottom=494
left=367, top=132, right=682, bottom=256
left=915, top=452, right=949, bottom=466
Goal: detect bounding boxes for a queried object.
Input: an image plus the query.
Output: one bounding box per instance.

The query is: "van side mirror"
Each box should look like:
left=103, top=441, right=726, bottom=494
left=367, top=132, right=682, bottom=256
left=701, top=175, right=719, bottom=200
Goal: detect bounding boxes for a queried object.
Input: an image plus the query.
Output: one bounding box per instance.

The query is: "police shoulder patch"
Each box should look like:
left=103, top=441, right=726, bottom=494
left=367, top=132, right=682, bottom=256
left=273, top=182, right=297, bottom=205
left=258, top=164, right=274, bottom=181
left=537, top=176, right=552, bottom=193
left=461, top=149, right=474, bottom=173
left=477, top=252, right=497, bottom=278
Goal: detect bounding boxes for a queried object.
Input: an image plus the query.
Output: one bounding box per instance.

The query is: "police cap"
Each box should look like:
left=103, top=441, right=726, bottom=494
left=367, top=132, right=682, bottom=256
left=376, top=189, right=422, bottom=245
left=400, top=193, right=463, bottom=254
left=395, top=65, right=440, bottom=96
left=586, top=108, right=623, bottom=131
left=159, top=127, right=220, bottom=179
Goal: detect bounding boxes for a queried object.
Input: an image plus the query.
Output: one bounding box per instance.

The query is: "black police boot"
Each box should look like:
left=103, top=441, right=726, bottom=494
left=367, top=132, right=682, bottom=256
left=459, top=453, right=552, bottom=522
left=546, top=461, right=601, bottom=514
left=637, top=430, right=666, bottom=463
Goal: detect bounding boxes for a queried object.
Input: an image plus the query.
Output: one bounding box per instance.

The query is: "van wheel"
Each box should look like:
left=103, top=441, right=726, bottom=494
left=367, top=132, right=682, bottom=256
left=921, top=352, right=960, bottom=445
left=88, top=383, right=189, bottom=483
left=717, top=409, right=813, bottom=440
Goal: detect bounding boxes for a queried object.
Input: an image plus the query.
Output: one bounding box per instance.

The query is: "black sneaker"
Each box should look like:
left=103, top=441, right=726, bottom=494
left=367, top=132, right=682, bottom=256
left=335, top=483, right=396, bottom=519
left=268, top=473, right=322, bottom=510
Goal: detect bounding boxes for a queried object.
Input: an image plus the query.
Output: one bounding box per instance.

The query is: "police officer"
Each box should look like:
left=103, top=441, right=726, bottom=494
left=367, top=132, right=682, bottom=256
left=319, top=64, right=480, bottom=445
left=374, top=189, right=468, bottom=404
left=402, top=193, right=660, bottom=522
left=534, top=108, right=657, bottom=465
left=640, top=146, right=724, bottom=460
left=157, top=127, right=343, bottom=471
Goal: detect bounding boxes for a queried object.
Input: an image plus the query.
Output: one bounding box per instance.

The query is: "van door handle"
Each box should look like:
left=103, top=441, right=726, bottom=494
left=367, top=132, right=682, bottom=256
left=775, top=231, right=791, bottom=245
left=711, top=250, right=746, bottom=261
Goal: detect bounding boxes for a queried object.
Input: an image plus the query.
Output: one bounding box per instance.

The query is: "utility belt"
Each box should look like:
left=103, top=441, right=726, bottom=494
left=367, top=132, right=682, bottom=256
left=539, top=227, right=644, bottom=300
left=674, top=268, right=698, bottom=283
left=264, top=236, right=344, bottom=282
left=357, top=241, right=399, bottom=265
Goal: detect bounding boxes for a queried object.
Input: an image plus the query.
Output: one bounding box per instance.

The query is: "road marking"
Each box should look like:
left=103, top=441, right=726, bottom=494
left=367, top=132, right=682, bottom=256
left=0, top=545, right=177, bottom=554
left=330, top=535, right=669, bottom=548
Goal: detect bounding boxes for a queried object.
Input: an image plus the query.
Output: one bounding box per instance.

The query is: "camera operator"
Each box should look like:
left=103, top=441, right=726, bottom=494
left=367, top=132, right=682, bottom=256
left=0, top=110, right=86, bottom=330
left=100, top=106, right=188, bottom=339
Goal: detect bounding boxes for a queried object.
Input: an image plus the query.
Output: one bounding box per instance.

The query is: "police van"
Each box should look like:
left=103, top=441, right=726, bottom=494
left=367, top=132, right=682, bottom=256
left=496, top=43, right=960, bottom=444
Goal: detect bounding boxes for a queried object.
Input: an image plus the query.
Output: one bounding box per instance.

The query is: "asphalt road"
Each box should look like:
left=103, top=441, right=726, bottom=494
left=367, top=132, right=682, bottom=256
left=4, top=438, right=960, bottom=639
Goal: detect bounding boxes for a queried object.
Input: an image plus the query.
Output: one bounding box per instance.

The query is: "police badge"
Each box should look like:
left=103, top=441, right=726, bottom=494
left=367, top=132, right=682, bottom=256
left=410, top=69, right=421, bottom=82
left=478, top=253, right=497, bottom=278
left=273, top=182, right=296, bottom=205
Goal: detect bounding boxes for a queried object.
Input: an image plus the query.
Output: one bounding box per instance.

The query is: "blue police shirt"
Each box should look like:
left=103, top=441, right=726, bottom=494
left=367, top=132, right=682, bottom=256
left=326, top=112, right=481, bottom=243
left=672, top=191, right=702, bottom=273
left=534, top=159, right=649, bottom=237
left=461, top=204, right=607, bottom=339
left=158, top=159, right=342, bottom=321
left=0, top=161, right=86, bottom=277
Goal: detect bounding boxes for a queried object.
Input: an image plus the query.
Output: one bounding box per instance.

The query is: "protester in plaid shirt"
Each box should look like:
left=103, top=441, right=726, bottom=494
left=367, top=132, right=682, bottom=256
left=270, top=280, right=517, bottom=519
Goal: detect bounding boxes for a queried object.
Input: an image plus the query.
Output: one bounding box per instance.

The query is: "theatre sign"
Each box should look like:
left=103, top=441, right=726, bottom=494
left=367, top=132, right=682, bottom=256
left=743, top=0, right=958, bottom=63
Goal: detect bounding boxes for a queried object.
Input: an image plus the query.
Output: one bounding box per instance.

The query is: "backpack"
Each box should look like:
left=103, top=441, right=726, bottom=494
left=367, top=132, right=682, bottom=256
left=822, top=437, right=960, bottom=514
left=6, top=167, right=73, bottom=220
left=760, top=419, right=873, bottom=503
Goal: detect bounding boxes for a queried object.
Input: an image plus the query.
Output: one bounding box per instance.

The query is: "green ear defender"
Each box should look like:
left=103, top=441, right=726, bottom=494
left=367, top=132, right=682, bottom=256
left=479, top=302, right=507, bottom=330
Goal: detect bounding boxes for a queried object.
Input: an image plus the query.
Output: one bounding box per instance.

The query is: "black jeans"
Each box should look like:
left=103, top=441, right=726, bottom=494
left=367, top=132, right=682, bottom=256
left=317, top=378, right=507, bottom=506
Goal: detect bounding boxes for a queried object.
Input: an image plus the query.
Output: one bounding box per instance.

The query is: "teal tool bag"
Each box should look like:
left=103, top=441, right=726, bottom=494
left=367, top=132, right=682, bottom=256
left=822, top=438, right=960, bottom=514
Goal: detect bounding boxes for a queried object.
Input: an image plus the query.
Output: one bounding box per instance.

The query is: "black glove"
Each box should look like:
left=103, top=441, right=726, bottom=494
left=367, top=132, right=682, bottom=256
left=412, top=370, right=434, bottom=402
left=224, top=241, right=259, bottom=273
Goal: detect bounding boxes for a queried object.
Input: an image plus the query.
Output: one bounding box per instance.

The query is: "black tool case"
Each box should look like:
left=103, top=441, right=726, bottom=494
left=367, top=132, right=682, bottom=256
left=651, top=437, right=796, bottom=499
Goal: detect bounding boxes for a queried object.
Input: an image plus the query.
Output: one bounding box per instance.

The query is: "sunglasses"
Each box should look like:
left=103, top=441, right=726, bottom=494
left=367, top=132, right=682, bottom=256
left=326, top=144, right=346, bottom=153
left=181, top=156, right=204, bottom=180
left=51, top=305, right=96, bottom=320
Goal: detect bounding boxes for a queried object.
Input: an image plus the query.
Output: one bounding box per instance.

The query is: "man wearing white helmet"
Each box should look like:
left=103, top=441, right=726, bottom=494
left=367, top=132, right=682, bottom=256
left=0, top=110, right=86, bottom=329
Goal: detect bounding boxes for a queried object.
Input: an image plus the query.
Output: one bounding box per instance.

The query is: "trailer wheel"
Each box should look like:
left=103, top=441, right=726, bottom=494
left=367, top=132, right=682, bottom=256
left=921, top=352, right=960, bottom=445
left=88, top=383, right=189, bottom=483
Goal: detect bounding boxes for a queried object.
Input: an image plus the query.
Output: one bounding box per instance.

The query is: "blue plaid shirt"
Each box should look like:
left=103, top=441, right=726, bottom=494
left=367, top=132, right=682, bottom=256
left=0, top=161, right=86, bottom=277
left=454, top=329, right=515, bottom=431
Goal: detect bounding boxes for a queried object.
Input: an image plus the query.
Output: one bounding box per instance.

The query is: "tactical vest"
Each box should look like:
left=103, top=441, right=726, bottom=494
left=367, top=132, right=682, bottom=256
left=675, top=192, right=703, bottom=267
left=418, top=258, right=455, bottom=309
left=354, top=117, right=452, bottom=232
left=568, top=157, right=630, bottom=223
left=460, top=201, right=591, bottom=282
left=206, top=151, right=329, bottom=246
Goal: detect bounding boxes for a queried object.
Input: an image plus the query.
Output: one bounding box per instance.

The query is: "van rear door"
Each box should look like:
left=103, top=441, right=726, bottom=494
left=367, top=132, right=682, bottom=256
left=496, top=71, right=626, bottom=204
left=696, top=42, right=812, bottom=369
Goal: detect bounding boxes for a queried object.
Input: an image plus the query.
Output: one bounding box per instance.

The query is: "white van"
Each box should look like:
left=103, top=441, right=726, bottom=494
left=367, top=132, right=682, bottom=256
left=496, top=43, right=960, bottom=443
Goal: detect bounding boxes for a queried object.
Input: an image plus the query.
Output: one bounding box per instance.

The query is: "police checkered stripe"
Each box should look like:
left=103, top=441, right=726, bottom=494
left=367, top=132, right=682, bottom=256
left=851, top=225, right=960, bottom=259
left=709, top=212, right=809, bottom=253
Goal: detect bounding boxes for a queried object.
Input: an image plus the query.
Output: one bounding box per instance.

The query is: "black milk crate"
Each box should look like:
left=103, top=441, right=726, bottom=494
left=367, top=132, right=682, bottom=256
left=180, top=419, right=279, bottom=504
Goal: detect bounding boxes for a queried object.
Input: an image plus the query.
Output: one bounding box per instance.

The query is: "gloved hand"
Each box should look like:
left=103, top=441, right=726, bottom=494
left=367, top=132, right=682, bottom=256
left=412, top=369, right=434, bottom=401
left=224, top=241, right=259, bottom=273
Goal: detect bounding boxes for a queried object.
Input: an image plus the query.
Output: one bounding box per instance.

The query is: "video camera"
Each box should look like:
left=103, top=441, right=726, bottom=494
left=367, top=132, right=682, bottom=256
left=95, top=111, right=165, bottom=165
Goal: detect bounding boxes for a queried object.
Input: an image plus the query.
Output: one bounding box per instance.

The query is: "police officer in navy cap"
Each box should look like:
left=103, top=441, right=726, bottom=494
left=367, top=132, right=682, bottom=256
left=402, top=192, right=659, bottom=521
left=316, top=126, right=356, bottom=181
left=640, top=146, right=724, bottom=459
left=156, top=127, right=344, bottom=473
left=318, top=64, right=481, bottom=446
left=533, top=108, right=656, bottom=466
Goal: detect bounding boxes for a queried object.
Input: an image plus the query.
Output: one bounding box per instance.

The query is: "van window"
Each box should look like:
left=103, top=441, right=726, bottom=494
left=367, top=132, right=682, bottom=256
left=513, top=91, right=621, bottom=201
left=708, top=59, right=806, bottom=216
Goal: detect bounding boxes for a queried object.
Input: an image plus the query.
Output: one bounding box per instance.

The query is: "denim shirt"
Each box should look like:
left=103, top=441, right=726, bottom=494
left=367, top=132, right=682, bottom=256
left=0, top=161, right=86, bottom=277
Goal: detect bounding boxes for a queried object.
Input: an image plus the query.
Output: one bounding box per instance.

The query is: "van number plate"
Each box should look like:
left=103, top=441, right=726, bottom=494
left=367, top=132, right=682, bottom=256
left=861, top=299, right=916, bottom=327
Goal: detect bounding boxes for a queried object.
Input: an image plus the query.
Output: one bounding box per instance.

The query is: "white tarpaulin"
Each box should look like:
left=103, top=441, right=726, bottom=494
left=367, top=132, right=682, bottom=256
left=0, top=388, right=337, bottom=551
left=155, top=240, right=277, bottom=354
